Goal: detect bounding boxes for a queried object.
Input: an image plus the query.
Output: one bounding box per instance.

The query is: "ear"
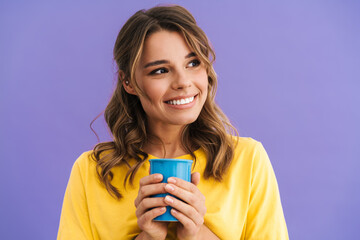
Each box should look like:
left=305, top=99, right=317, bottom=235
left=120, top=71, right=137, bottom=95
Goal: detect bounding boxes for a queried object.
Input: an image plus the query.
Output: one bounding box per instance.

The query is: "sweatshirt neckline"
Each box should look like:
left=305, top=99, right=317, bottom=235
left=147, top=148, right=202, bottom=160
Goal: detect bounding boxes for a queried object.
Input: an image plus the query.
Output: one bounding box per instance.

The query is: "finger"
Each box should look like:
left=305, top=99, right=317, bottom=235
left=191, top=172, right=200, bottom=186
left=140, top=174, right=163, bottom=187
left=164, top=183, right=206, bottom=214
left=134, top=182, right=167, bottom=207
left=134, top=174, right=164, bottom=207
left=164, top=195, right=204, bottom=225
left=137, top=206, right=167, bottom=228
left=139, top=183, right=168, bottom=198
left=136, top=197, right=167, bottom=217
left=171, top=208, right=203, bottom=230
left=167, top=177, right=199, bottom=194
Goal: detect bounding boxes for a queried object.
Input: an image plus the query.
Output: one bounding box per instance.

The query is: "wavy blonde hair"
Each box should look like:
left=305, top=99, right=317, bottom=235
left=91, top=5, right=238, bottom=199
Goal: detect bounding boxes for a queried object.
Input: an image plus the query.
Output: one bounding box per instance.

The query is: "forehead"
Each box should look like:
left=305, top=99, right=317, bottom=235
left=139, top=30, right=193, bottom=64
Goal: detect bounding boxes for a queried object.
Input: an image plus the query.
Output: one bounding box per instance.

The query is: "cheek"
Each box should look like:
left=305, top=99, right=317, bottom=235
left=198, top=71, right=209, bottom=95
left=140, top=80, right=167, bottom=103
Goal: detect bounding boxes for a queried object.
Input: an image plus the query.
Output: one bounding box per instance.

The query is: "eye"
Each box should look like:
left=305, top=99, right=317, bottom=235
left=187, top=59, right=201, bottom=68
left=149, top=68, right=169, bottom=75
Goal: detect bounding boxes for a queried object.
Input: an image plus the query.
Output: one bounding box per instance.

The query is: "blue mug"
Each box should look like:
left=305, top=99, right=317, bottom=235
left=149, top=158, right=193, bottom=221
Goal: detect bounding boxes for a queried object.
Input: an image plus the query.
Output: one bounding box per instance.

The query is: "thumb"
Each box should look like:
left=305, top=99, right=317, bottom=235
left=191, top=172, right=200, bottom=186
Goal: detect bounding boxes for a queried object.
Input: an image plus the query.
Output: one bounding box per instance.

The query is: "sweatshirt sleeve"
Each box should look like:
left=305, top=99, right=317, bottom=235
left=57, top=154, right=94, bottom=240
left=243, top=142, right=289, bottom=239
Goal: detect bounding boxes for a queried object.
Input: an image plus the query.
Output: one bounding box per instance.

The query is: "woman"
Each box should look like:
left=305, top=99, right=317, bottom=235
left=57, top=5, right=289, bottom=240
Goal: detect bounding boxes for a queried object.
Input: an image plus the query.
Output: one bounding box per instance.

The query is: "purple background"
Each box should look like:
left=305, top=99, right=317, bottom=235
left=1, top=0, right=359, bottom=239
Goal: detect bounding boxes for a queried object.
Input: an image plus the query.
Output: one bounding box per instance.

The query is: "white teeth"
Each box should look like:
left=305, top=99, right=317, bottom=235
left=167, top=96, right=195, bottom=105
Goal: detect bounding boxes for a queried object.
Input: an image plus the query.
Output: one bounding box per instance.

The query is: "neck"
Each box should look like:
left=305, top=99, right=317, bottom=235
left=143, top=123, right=189, bottom=158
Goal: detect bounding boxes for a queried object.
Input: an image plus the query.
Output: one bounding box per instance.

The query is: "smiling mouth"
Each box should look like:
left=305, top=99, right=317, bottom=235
left=165, top=95, right=196, bottom=105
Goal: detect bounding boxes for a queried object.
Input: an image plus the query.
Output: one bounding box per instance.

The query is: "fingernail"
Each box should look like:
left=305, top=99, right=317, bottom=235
left=167, top=177, right=176, bottom=183
left=165, top=195, right=174, bottom=203
left=155, top=174, right=162, bottom=180
left=171, top=209, right=178, bottom=214
left=165, top=184, right=174, bottom=192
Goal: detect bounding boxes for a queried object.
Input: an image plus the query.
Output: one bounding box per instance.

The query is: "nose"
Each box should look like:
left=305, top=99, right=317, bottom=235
left=171, top=69, right=191, bottom=90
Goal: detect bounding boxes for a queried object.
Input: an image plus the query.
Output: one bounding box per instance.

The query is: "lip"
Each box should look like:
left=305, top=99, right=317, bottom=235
left=163, top=94, right=197, bottom=102
left=164, top=94, right=198, bottom=109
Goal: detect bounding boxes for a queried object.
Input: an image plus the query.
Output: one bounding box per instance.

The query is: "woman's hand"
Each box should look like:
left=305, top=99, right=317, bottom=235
left=134, top=174, right=168, bottom=240
left=163, top=172, right=210, bottom=240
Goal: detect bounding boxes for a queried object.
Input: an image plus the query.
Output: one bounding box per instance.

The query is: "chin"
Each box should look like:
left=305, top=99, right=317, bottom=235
left=172, top=115, right=199, bottom=126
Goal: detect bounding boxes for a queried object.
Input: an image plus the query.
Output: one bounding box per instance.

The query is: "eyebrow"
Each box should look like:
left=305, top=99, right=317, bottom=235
left=143, top=52, right=197, bottom=69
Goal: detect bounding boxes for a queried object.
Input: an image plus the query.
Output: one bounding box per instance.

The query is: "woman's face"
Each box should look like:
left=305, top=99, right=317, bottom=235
left=129, top=30, right=208, bottom=129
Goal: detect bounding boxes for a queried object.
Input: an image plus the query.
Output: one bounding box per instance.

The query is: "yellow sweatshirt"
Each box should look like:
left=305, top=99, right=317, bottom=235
left=57, top=137, right=288, bottom=239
